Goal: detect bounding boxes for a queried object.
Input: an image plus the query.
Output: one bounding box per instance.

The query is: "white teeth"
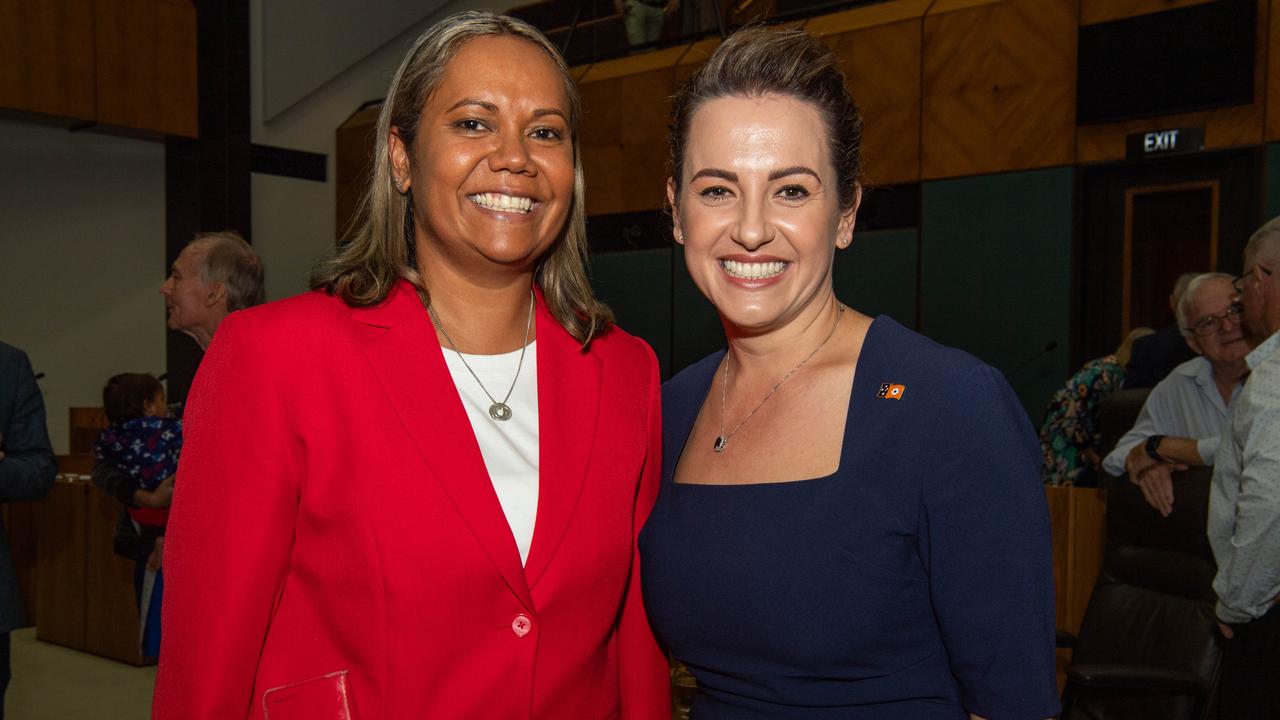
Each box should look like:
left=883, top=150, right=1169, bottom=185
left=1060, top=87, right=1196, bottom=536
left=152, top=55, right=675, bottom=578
left=468, top=192, right=533, bottom=213
left=720, top=259, right=787, bottom=279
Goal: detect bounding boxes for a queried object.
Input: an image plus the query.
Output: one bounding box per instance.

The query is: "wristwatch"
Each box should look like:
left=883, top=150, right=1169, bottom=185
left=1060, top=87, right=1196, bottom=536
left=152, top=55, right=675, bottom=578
left=1144, top=435, right=1166, bottom=463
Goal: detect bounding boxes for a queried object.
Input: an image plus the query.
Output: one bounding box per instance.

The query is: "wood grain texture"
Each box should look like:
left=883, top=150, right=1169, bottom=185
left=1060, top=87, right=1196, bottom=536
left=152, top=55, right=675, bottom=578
left=827, top=20, right=922, bottom=186
left=921, top=0, right=1076, bottom=180
left=94, top=0, right=198, bottom=138
left=1081, top=0, right=1219, bottom=25
left=0, top=0, right=95, bottom=121
left=335, top=105, right=380, bottom=243
left=36, top=480, right=88, bottom=650
left=1045, top=485, right=1108, bottom=636
left=580, top=67, right=676, bottom=214
left=1267, top=0, right=1280, bottom=141
left=85, top=487, right=148, bottom=665
left=1077, top=0, right=1267, bottom=162
left=802, top=0, right=930, bottom=36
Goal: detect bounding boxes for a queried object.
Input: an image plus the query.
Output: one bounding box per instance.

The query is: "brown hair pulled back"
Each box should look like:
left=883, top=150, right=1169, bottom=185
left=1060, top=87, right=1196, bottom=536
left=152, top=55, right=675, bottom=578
left=668, top=25, right=863, bottom=211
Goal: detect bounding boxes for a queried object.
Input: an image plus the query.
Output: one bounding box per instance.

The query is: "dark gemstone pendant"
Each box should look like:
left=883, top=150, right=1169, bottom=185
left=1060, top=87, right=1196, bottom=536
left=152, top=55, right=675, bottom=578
left=713, top=435, right=727, bottom=453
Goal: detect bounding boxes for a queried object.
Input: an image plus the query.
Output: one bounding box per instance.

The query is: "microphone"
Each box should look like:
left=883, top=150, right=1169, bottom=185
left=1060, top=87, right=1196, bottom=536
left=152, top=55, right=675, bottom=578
left=1005, top=341, right=1058, bottom=379
left=34, top=372, right=45, bottom=381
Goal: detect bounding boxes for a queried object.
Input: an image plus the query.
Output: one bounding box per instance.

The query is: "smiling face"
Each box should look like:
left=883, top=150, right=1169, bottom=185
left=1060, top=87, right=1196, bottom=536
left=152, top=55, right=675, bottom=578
left=1185, top=276, right=1250, bottom=366
left=388, top=34, right=575, bottom=284
left=669, top=93, right=857, bottom=333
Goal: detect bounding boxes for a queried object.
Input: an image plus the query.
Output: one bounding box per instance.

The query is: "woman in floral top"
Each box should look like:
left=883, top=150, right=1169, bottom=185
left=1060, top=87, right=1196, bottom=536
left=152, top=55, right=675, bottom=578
left=1040, top=328, right=1153, bottom=486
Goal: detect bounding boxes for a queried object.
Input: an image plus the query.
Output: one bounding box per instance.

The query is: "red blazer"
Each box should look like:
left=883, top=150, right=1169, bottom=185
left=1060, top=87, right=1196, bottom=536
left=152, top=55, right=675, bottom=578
left=153, top=281, right=670, bottom=719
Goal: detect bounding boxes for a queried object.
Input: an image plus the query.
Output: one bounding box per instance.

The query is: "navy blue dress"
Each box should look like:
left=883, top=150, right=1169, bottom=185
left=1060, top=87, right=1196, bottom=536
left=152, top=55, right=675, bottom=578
left=639, top=317, right=1059, bottom=719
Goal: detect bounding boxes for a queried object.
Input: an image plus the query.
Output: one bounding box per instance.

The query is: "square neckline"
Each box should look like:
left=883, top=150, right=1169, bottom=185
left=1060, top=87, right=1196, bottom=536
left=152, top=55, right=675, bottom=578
left=671, top=316, right=882, bottom=488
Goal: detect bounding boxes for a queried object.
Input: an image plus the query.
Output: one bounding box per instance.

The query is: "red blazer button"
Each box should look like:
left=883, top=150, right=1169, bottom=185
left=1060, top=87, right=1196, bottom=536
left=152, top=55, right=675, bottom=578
left=511, top=614, right=532, bottom=637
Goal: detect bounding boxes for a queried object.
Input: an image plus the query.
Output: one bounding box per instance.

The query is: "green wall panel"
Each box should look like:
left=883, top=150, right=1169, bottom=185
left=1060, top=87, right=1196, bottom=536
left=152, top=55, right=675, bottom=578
left=921, top=167, right=1073, bottom=423
left=589, top=248, right=675, bottom=378
left=834, top=229, right=918, bottom=330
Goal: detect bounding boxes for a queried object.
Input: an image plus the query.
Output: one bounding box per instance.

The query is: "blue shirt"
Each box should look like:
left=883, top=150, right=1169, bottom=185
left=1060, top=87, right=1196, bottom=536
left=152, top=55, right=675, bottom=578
left=640, top=317, right=1059, bottom=719
left=1101, top=356, right=1240, bottom=476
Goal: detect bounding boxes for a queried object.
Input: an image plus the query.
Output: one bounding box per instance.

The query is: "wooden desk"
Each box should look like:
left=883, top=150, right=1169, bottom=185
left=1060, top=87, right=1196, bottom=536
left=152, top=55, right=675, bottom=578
left=33, top=469, right=150, bottom=666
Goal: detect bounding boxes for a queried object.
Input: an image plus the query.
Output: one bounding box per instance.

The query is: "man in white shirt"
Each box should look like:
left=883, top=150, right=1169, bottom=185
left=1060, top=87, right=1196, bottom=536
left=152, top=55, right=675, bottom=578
left=1209, top=217, right=1280, bottom=719
left=1103, top=273, right=1250, bottom=515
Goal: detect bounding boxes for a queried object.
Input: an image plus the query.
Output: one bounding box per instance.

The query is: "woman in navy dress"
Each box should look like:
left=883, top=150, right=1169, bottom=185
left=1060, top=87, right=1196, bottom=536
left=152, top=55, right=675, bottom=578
left=638, top=26, right=1059, bottom=719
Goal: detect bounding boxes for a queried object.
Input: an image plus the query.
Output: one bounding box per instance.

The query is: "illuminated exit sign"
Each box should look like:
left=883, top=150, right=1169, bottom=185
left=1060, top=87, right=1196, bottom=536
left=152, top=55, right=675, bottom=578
left=1126, top=126, right=1205, bottom=160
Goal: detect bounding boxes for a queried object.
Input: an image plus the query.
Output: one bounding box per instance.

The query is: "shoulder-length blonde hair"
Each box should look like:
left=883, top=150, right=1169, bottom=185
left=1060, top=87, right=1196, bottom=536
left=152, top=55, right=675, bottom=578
left=312, top=10, right=612, bottom=348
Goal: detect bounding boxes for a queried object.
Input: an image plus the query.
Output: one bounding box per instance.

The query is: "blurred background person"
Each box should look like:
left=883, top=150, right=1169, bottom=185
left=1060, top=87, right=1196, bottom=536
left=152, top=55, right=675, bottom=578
left=1103, top=273, right=1250, bottom=515
left=94, top=373, right=182, bottom=658
left=1125, top=271, right=1199, bottom=389
left=1040, top=326, right=1153, bottom=486
left=0, top=340, right=56, bottom=716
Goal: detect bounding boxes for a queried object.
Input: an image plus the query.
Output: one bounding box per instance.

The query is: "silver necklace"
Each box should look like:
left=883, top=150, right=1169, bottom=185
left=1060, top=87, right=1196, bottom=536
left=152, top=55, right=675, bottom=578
left=428, top=290, right=534, bottom=422
left=714, top=303, right=845, bottom=453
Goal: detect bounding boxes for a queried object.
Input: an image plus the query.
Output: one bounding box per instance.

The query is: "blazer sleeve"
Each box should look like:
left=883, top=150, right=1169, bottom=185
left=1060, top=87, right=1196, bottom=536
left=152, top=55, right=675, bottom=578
left=617, top=343, right=672, bottom=718
left=153, top=313, right=303, bottom=718
left=924, top=365, right=1059, bottom=720
left=0, top=347, right=56, bottom=503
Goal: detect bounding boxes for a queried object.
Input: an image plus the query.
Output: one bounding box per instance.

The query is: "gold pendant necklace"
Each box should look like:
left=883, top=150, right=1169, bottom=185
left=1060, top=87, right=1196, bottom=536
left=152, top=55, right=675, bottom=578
left=714, top=303, right=845, bottom=453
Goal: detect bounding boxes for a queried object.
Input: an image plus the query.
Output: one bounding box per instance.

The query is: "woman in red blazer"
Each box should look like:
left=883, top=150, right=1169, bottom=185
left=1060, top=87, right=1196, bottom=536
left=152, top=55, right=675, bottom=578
left=152, top=12, right=670, bottom=719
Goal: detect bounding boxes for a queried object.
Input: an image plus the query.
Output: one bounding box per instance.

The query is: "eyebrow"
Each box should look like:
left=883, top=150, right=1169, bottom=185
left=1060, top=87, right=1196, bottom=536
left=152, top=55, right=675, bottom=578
left=446, top=98, right=567, bottom=122
left=689, top=166, right=822, bottom=183
left=768, top=166, right=821, bottom=182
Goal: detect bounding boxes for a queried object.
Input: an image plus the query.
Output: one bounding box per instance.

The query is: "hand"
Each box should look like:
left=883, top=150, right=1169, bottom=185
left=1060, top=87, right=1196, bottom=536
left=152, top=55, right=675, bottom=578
left=1080, top=447, right=1102, bottom=471
left=146, top=536, right=164, bottom=571
left=1219, top=621, right=1234, bottom=640
left=1124, top=442, right=1160, bottom=477
left=1133, top=464, right=1176, bottom=517
left=136, top=475, right=176, bottom=509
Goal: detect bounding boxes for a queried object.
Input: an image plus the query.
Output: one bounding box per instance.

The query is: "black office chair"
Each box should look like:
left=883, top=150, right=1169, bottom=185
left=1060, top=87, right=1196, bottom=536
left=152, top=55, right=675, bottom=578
left=1054, top=458, right=1223, bottom=717
left=1059, top=393, right=1223, bottom=720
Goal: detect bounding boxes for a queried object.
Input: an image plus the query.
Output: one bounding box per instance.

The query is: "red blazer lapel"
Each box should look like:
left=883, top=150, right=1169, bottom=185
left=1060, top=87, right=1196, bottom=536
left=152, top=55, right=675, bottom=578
left=524, top=292, right=601, bottom=588
left=351, top=281, right=533, bottom=610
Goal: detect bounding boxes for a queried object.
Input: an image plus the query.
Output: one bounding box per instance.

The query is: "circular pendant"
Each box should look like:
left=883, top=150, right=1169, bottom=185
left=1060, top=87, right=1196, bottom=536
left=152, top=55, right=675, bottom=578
left=489, top=403, right=513, bottom=421
left=713, top=436, right=727, bottom=453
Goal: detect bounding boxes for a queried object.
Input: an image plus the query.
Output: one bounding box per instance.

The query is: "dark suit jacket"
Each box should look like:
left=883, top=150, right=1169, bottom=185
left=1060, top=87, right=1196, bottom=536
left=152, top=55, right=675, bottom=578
left=1124, top=324, right=1196, bottom=389
left=0, top=341, right=56, bottom=632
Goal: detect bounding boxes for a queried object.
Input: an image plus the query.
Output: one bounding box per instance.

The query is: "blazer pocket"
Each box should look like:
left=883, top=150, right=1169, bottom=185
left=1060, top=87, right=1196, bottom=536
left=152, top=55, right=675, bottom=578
left=262, top=670, right=356, bottom=720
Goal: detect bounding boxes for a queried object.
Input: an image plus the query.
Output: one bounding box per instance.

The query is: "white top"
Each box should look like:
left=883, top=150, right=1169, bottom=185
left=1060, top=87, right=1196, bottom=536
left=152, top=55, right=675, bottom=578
left=1102, top=356, right=1240, bottom=476
left=442, top=342, right=539, bottom=565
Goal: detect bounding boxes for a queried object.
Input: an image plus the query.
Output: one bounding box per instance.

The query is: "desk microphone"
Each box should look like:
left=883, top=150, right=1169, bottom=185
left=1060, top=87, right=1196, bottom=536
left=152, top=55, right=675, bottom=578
left=1005, top=341, right=1058, bottom=379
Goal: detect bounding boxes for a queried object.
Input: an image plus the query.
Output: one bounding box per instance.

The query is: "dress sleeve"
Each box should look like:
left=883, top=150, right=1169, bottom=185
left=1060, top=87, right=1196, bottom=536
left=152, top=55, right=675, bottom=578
left=924, top=364, right=1059, bottom=719
left=617, top=343, right=672, bottom=719
left=152, top=313, right=303, bottom=719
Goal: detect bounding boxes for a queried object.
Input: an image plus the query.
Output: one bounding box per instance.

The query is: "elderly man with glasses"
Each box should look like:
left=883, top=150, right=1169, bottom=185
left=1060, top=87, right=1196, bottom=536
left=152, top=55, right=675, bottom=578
left=1210, top=217, right=1280, bottom=720
left=1102, top=273, right=1251, bottom=515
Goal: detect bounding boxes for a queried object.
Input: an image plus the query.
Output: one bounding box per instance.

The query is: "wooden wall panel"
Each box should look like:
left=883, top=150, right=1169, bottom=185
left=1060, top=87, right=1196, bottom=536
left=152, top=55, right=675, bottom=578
left=36, top=481, right=88, bottom=650
left=85, top=487, right=147, bottom=665
left=1268, top=0, right=1280, bottom=141
left=827, top=20, right=922, bottom=186
left=1045, top=485, right=1107, bottom=636
left=94, top=0, right=198, bottom=138
left=0, top=0, right=95, bottom=121
left=921, top=0, right=1076, bottom=180
left=1078, top=0, right=1268, bottom=163
left=335, top=105, right=380, bottom=243
left=1081, top=0, right=1219, bottom=25
left=579, top=66, right=676, bottom=215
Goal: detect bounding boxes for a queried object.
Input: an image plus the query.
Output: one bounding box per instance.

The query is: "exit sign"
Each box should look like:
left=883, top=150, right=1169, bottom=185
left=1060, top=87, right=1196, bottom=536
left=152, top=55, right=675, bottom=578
left=1126, top=127, right=1205, bottom=159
